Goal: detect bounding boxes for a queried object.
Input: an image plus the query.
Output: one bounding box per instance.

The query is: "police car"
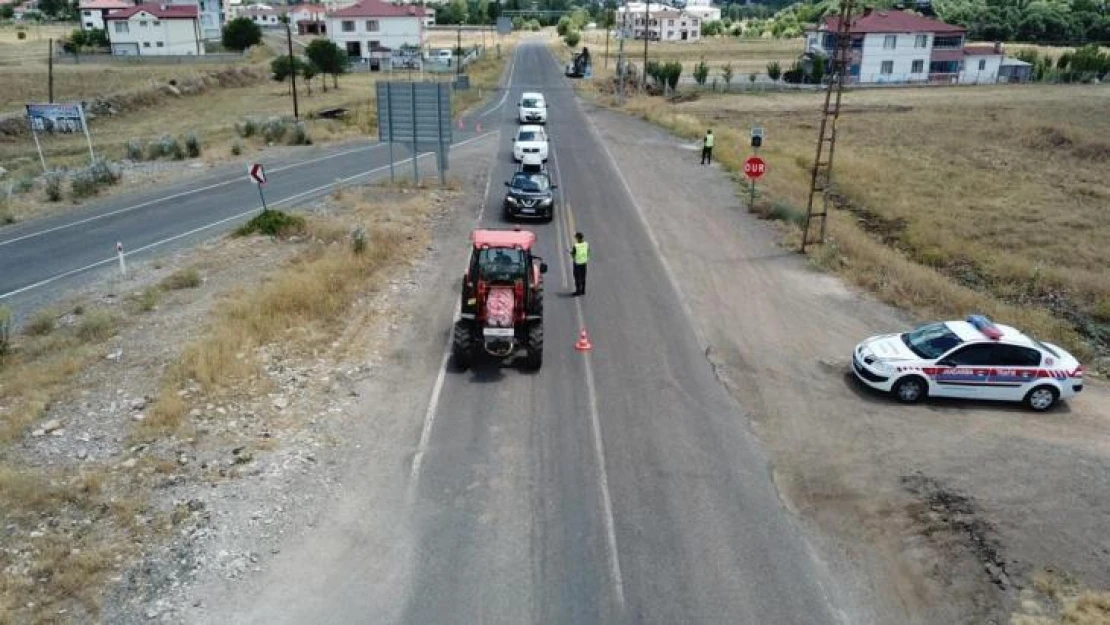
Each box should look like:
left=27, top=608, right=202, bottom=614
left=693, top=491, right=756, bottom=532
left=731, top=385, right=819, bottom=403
left=852, top=315, right=1085, bottom=411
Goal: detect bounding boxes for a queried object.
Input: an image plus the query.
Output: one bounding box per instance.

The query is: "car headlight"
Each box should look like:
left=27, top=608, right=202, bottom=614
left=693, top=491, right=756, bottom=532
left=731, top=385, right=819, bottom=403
left=870, top=360, right=894, bottom=375
left=540, top=198, right=552, bottom=206
left=506, top=196, right=518, bottom=205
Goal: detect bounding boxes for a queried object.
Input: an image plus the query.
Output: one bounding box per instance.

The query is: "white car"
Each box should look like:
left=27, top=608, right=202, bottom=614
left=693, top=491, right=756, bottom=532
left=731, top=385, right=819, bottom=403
left=852, top=315, right=1084, bottom=411
left=517, top=92, right=547, bottom=124
left=512, top=125, right=548, bottom=162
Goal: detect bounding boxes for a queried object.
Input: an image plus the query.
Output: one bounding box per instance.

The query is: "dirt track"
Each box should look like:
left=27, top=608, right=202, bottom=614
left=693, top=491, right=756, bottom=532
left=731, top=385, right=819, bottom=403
left=584, top=104, right=1110, bottom=624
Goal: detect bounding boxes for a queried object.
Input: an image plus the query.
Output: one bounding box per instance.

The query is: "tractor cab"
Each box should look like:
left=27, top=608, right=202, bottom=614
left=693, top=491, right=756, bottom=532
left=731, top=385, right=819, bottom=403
left=454, top=228, right=548, bottom=370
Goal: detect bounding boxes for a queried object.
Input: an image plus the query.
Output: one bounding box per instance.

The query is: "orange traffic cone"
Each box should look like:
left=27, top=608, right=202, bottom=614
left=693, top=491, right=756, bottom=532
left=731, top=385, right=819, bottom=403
left=575, top=328, right=593, bottom=351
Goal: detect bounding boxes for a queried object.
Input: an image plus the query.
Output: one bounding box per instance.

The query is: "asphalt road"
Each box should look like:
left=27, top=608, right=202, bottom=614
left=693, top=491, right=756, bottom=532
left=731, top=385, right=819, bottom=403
left=401, top=42, right=847, bottom=624
left=0, top=84, right=506, bottom=320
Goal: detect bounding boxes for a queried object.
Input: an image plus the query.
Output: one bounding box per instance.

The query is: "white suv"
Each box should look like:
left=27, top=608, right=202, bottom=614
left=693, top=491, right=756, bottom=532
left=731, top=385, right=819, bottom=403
left=518, top=92, right=547, bottom=124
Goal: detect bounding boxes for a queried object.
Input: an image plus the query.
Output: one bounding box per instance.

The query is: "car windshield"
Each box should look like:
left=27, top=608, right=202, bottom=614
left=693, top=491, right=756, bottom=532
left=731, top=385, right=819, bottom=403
left=511, top=173, right=550, bottom=192
left=478, top=247, right=525, bottom=282
left=901, top=322, right=964, bottom=359
left=518, top=130, right=544, bottom=142
left=522, top=98, right=542, bottom=108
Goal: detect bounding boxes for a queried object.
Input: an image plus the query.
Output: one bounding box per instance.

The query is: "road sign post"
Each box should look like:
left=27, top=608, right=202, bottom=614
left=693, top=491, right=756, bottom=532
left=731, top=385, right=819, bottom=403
left=376, top=81, right=453, bottom=187
left=249, top=163, right=269, bottom=213
left=744, top=155, right=766, bottom=209
left=116, top=241, right=126, bottom=276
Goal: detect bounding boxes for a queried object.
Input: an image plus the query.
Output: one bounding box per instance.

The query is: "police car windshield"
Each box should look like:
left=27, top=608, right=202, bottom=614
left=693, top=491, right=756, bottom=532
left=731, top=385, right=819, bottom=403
left=901, top=322, right=963, bottom=359
left=511, top=173, right=549, bottom=192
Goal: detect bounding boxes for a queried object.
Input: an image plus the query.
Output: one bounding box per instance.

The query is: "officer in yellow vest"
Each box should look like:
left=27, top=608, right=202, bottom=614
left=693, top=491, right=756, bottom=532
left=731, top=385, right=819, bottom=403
left=701, top=129, right=714, bottom=165
left=570, top=232, right=589, bottom=296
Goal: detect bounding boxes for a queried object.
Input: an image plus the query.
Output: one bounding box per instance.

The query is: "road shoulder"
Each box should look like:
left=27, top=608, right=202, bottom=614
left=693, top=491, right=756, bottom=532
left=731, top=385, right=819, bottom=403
left=581, top=101, right=1110, bottom=625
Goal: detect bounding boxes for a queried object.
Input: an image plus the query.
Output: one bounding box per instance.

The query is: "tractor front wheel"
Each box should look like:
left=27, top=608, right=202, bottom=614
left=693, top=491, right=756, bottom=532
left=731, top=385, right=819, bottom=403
left=525, top=321, right=543, bottom=371
left=452, top=320, right=474, bottom=370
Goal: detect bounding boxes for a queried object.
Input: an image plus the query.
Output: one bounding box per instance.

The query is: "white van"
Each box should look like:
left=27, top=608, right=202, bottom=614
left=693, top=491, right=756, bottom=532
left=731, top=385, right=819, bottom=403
left=518, top=92, right=547, bottom=124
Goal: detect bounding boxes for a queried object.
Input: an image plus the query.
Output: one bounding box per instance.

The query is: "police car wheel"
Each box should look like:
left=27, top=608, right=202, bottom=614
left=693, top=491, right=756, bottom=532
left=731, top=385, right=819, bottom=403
left=891, top=376, right=926, bottom=404
left=1024, top=385, right=1058, bottom=411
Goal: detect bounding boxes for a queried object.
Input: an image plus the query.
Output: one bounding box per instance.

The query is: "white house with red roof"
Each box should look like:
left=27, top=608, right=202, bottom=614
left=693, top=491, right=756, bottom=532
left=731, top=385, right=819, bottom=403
left=79, top=0, right=134, bottom=31
left=104, top=4, right=203, bottom=56
left=288, top=3, right=328, bottom=34
left=804, top=8, right=1007, bottom=84
left=326, top=0, right=426, bottom=67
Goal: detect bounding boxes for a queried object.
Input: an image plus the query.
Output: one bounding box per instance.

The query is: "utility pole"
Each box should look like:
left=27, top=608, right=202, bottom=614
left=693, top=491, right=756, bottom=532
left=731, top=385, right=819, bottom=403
left=456, top=25, right=462, bottom=76
left=47, top=38, right=54, bottom=102
left=617, top=0, right=626, bottom=103
left=604, top=9, right=610, bottom=69
left=642, top=0, right=649, bottom=90
left=285, top=18, right=299, bottom=119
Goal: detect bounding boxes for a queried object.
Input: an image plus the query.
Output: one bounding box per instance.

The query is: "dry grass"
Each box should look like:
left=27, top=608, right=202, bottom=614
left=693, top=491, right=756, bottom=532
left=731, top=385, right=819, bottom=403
left=576, top=30, right=801, bottom=75
left=1011, top=570, right=1110, bottom=625
left=617, top=83, right=1110, bottom=363
left=159, top=267, right=203, bottom=291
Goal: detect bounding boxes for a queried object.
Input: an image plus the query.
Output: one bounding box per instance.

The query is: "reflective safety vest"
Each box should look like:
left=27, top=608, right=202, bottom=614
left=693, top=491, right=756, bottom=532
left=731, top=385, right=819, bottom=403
left=704, top=133, right=714, bottom=148
left=573, top=242, right=589, bottom=264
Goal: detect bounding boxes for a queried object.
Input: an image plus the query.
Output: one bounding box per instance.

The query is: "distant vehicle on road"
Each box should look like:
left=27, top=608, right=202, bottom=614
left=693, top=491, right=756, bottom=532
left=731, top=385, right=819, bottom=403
left=503, top=155, right=556, bottom=221
left=517, top=91, right=547, bottom=124
left=852, top=314, right=1085, bottom=411
left=512, top=124, right=548, bottom=162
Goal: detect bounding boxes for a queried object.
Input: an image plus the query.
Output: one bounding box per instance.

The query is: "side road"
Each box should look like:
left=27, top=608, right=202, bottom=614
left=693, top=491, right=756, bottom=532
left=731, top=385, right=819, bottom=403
left=582, top=104, right=1110, bottom=624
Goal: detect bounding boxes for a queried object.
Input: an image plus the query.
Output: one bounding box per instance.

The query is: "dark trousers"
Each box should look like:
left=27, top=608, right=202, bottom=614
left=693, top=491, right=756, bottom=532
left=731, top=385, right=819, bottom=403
left=701, top=146, right=713, bottom=164
left=573, top=263, right=587, bottom=294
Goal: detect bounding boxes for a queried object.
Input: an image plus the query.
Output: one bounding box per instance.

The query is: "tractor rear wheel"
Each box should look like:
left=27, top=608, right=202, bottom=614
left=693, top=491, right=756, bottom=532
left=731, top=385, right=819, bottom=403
left=452, top=320, right=474, bottom=370
left=525, top=321, right=543, bottom=371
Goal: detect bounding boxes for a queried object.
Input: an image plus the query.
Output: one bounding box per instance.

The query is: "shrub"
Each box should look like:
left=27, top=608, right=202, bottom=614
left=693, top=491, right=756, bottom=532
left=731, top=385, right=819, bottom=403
left=231, top=141, right=243, bottom=156
left=70, top=160, right=121, bottom=199
left=236, top=117, right=259, bottom=138
left=767, top=60, right=782, bottom=81
left=693, top=56, right=709, bottom=85
left=44, top=171, right=64, bottom=202
left=13, top=177, right=34, bottom=194
left=126, top=138, right=144, bottom=161
left=261, top=116, right=288, bottom=143
left=184, top=132, right=201, bottom=158
left=160, top=268, right=202, bottom=290
left=17, top=31, right=26, bottom=40
left=234, top=210, right=306, bottom=238
left=76, top=310, right=119, bottom=342
left=767, top=201, right=806, bottom=226
left=563, top=29, right=581, bottom=48
left=131, top=286, right=161, bottom=312
left=148, top=134, right=184, bottom=160
left=287, top=121, right=311, bottom=146
left=351, top=226, right=367, bottom=255
left=721, top=62, right=733, bottom=87
left=24, top=310, right=55, bottom=336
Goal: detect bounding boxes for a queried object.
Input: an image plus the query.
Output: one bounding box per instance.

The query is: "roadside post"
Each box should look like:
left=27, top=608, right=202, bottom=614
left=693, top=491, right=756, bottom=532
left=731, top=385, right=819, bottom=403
left=116, top=241, right=126, bottom=276
left=249, top=163, right=268, bottom=213
left=376, top=81, right=453, bottom=186
left=745, top=126, right=766, bottom=208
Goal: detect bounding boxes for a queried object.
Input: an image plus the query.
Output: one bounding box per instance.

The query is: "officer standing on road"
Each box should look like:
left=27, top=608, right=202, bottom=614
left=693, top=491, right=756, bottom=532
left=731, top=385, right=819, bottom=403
left=570, top=232, right=589, bottom=296
left=701, top=129, right=714, bottom=165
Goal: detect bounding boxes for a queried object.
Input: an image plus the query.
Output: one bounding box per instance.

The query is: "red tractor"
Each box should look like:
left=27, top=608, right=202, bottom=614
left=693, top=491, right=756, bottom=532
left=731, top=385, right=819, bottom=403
left=453, top=228, right=548, bottom=370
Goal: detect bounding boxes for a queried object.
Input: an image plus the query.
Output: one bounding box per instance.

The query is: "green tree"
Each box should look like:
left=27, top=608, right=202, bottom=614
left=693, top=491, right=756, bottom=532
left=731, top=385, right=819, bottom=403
left=564, top=29, right=581, bottom=47
left=441, top=0, right=468, bottom=24
left=664, top=61, right=682, bottom=91
left=557, top=15, right=571, bottom=36
left=305, top=38, right=347, bottom=90
left=271, top=54, right=310, bottom=92
left=721, top=61, right=733, bottom=88
left=766, top=60, right=782, bottom=81
left=693, top=56, right=709, bottom=85
left=301, top=61, right=317, bottom=95
left=0, top=4, right=14, bottom=18
left=223, top=17, right=262, bottom=52
left=473, top=0, right=490, bottom=25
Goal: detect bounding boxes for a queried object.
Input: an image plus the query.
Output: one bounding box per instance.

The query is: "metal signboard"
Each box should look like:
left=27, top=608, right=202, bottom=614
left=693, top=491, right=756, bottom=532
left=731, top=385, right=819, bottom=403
left=26, top=103, right=86, bottom=133
left=496, top=16, right=513, bottom=35
left=376, top=81, right=453, bottom=184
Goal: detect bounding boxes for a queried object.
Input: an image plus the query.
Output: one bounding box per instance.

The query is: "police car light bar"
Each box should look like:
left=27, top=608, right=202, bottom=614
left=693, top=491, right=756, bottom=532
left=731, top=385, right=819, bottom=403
left=967, top=314, right=1003, bottom=340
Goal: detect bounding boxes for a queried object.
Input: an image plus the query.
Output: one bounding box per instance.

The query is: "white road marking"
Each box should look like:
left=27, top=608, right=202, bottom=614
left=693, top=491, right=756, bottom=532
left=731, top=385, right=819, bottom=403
left=407, top=98, right=505, bottom=503
left=0, top=141, right=390, bottom=248
left=477, top=53, right=517, bottom=119
left=0, top=132, right=500, bottom=301
left=550, top=138, right=627, bottom=613
left=575, top=301, right=626, bottom=612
